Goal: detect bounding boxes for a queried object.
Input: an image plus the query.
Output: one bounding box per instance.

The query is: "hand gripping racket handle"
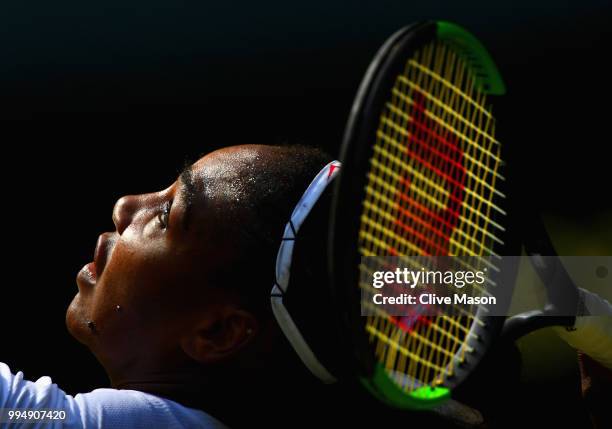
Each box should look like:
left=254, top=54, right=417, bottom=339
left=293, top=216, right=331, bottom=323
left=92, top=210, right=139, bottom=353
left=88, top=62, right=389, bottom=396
left=555, top=289, right=612, bottom=369
left=502, top=214, right=579, bottom=340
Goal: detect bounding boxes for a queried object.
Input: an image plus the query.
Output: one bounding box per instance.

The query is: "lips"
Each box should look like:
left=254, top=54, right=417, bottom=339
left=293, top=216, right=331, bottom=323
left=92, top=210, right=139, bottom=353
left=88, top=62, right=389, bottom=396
left=77, top=233, right=117, bottom=288
left=93, top=232, right=116, bottom=279
left=79, top=261, right=97, bottom=284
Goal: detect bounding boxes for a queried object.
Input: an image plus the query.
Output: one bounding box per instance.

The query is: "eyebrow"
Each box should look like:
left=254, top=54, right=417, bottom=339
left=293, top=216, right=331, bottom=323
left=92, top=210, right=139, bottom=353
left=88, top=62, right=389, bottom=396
left=178, top=163, right=198, bottom=231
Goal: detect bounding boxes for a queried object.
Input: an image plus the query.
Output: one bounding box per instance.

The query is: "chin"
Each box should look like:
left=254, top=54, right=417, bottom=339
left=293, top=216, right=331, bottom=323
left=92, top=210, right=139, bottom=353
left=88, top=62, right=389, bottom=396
left=65, top=293, right=89, bottom=345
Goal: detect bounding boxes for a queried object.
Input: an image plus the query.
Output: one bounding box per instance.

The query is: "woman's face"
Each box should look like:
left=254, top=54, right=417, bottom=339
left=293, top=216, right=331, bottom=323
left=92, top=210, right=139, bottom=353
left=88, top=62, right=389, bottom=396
left=66, top=145, right=265, bottom=381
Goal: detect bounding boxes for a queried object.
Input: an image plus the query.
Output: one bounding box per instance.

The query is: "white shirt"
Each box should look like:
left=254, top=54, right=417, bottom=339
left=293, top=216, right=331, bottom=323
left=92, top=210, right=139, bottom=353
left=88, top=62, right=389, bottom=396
left=0, top=362, right=227, bottom=429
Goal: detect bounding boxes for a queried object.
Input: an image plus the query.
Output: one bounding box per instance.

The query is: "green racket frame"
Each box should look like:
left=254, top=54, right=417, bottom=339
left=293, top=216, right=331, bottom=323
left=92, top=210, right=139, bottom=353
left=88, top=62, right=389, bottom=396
left=328, top=20, right=518, bottom=410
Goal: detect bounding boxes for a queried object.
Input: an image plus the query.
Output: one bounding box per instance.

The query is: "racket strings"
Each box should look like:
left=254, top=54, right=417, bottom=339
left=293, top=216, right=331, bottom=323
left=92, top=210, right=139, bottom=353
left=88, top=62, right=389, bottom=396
left=359, top=39, right=504, bottom=393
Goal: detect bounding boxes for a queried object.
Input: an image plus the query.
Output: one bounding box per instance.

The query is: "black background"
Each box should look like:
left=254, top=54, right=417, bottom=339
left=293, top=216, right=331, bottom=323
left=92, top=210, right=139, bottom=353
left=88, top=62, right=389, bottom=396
left=1, top=1, right=610, bottom=427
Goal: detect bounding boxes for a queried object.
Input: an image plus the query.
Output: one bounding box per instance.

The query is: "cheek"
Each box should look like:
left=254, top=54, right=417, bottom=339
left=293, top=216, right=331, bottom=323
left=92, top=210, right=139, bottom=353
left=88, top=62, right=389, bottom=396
left=69, top=240, right=170, bottom=359
left=93, top=242, right=161, bottom=316
left=88, top=237, right=193, bottom=334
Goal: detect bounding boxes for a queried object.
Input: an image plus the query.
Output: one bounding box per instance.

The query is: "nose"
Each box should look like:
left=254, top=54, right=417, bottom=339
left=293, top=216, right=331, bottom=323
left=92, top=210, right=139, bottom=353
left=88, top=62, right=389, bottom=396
left=112, top=195, right=139, bottom=235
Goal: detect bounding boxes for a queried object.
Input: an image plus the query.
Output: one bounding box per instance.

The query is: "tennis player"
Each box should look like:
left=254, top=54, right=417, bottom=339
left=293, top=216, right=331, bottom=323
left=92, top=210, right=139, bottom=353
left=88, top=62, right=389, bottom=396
left=0, top=145, right=343, bottom=428
left=0, top=144, right=609, bottom=428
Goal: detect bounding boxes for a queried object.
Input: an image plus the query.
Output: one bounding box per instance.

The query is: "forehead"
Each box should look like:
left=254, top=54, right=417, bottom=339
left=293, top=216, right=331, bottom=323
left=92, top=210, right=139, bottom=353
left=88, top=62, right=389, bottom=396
left=189, top=145, right=267, bottom=203
left=193, top=145, right=264, bottom=176
left=184, top=145, right=270, bottom=223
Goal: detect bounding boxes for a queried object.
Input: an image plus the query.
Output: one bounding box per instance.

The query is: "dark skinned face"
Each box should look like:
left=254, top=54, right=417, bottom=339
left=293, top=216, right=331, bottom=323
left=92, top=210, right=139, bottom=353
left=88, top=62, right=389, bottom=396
left=66, top=145, right=264, bottom=387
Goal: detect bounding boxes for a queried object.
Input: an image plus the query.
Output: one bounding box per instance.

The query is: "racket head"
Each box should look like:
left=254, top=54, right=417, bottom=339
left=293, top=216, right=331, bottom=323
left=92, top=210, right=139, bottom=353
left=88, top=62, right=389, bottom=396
left=328, top=21, right=520, bottom=409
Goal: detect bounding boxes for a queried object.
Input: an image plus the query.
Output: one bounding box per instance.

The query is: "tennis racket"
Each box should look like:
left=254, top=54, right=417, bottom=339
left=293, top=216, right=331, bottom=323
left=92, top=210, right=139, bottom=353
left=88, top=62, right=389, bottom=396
left=328, top=20, right=521, bottom=410
left=504, top=213, right=612, bottom=365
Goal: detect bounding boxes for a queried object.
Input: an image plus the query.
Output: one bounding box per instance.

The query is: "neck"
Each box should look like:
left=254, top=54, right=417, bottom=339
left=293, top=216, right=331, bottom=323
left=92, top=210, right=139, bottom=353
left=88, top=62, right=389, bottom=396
left=109, top=359, right=262, bottom=413
left=110, top=361, right=213, bottom=408
left=107, top=322, right=282, bottom=414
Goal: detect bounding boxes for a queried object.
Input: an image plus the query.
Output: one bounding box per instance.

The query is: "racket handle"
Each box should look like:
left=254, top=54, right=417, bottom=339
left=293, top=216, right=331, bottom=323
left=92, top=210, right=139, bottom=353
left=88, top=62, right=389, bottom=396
left=554, top=288, right=612, bottom=369
left=433, top=399, right=485, bottom=428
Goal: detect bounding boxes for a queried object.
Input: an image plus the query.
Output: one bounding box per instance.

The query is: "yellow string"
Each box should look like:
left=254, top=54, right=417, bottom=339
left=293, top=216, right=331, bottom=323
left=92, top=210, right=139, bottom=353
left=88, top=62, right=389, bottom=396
left=359, top=39, right=504, bottom=393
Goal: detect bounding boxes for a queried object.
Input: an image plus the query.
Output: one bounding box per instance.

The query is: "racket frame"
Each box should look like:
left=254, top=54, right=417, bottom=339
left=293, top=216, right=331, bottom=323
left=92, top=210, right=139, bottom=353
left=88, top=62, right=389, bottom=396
left=328, top=20, right=518, bottom=409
